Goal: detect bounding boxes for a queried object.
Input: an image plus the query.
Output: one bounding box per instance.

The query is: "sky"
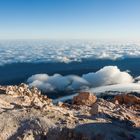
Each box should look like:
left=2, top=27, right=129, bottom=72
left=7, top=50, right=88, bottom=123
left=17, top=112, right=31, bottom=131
left=0, top=0, right=140, bottom=40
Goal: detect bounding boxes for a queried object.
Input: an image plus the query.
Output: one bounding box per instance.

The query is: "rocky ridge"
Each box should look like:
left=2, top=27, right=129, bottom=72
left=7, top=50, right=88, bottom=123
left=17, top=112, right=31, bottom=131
left=0, top=84, right=140, bottom=140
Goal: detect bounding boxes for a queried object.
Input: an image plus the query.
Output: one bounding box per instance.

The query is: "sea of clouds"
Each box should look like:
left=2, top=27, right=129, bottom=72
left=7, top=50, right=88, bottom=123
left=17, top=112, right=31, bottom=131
left=27, top=66, right=138, bottom=93
left=1, top=40, right=140, bottom=65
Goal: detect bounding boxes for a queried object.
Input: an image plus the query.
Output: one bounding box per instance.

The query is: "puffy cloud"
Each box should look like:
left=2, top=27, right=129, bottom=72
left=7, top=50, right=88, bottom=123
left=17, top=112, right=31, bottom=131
left=27, top=74, right=49, bottom=83
left=29, top=80, right=54, bottom=92
left=65, top=75, right=90, bottom=90
left=82, top=66, right=133, bottom=87
left=27, top=73, right=90, bottom=92
left=27, top=66, right=134, bottom=93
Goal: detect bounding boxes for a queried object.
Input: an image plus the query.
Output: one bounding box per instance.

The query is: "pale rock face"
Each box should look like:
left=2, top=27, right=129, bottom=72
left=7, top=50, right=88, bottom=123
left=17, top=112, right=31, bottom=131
left=90, top=99, right=116, bottom=116
left=4, top=83, right=52, bottom=108
left=6, top=90, right=16, bottom=96
left=90, top=98, right=140, bottom=127
left=31, top=97, right=44, bottom=109
left=0, top=98, right=14, bottom=109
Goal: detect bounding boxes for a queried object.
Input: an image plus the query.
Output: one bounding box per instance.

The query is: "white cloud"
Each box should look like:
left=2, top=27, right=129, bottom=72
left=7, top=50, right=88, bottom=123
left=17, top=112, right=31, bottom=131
left=27, top=66, right=134, bottom=93
left=82, top=66, right=133, bottom=87
left=65, top=75, right=90, bottom=90
left=27, top=74, right=49, bottom=83
left=0, top=40, right=140, bottom=65
left=29, top=80, right=54, bottom=92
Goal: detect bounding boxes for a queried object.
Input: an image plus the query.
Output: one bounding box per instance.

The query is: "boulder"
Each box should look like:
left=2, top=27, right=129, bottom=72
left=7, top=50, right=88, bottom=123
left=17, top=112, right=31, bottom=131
left=114, top=94, right=140, bottom=105
left=72, top=92, right=97, bottom=106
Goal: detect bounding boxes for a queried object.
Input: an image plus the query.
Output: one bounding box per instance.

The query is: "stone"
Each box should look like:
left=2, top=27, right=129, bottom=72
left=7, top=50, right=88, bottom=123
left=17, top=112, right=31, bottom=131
left=114, top=94, right=140, bottom=105
left=0, top=98, right=13, bottom=109
left=32, top=97, right=44, bottom=108
left=90, top=99, right=116, bottom=115
left=72, top=92, right=97, bottom=106
left=90, top=102, right=102, bottom=115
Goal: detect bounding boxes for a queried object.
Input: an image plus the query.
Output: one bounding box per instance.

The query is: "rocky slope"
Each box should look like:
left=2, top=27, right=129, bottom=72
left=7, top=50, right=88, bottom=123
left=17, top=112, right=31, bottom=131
left=0, top=84, right=140, bottom=140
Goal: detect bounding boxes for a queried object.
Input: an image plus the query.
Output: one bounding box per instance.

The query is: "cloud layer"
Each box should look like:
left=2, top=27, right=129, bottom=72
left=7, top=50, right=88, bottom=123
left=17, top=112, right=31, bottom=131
left=27, top=66, right=134, bottom=93
left=1, top=40, right=140, bottom=65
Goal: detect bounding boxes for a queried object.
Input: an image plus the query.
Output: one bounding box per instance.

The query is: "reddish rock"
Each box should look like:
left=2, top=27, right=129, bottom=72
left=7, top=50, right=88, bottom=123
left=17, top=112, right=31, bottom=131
left=114, top=94, right=140, bottom=105
left=72, top=92, right=97, bottom=106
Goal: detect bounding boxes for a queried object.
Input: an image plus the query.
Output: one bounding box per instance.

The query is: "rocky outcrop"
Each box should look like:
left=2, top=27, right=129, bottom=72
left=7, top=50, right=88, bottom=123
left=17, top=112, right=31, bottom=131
left=90, top=98, right=140, bottom=127
left=72, top=92, right=97, bottom=106
left=5, top=83, right=52, bottom=108
left=0, top=84, right=140, bottom=140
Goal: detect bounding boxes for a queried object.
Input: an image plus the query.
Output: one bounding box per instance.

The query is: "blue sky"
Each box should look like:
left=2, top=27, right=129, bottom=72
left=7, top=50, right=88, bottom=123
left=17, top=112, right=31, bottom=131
left=0, top=0, right=140, bottom=40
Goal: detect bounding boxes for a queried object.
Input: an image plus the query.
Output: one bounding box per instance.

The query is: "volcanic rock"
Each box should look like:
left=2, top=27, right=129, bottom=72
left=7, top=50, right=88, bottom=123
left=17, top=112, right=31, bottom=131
left=114, top=93, right=140, bottom=105
left=90, top=98, right=140, bottom=127
left=72, top=92, right=97, bottom=106
left=0, top=84, right=140, bottom=140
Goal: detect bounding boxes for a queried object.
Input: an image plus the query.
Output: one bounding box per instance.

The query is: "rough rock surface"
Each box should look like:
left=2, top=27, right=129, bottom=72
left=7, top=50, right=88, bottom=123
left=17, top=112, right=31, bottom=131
left=90, top=98, right=140, bottom=127
left=0, top=84, right=140, bottom=140
left=114, top=93, right=140, bottom=105
left=72, top=92, right=97, bottom=106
